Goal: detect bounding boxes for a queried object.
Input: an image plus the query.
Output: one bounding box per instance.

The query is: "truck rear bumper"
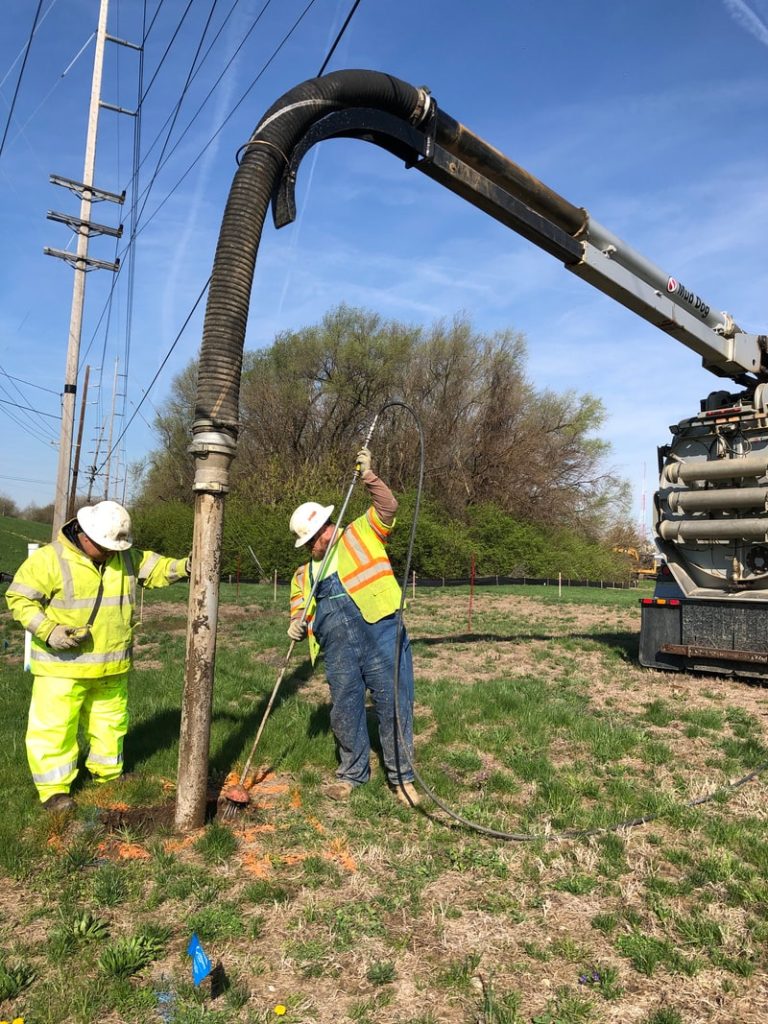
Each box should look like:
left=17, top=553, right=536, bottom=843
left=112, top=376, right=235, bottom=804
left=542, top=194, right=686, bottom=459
left=640, top=598, right=768, bottom=679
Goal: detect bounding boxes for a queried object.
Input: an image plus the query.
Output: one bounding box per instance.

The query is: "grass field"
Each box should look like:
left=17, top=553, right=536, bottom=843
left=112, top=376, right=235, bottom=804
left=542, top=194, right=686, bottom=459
left=1, top=562, right=767, bottom=1024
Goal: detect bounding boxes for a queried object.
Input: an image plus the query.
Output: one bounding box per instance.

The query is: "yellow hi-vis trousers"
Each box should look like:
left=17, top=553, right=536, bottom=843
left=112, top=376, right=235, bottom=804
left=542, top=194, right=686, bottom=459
left=26, top=674, right=129, bottom=802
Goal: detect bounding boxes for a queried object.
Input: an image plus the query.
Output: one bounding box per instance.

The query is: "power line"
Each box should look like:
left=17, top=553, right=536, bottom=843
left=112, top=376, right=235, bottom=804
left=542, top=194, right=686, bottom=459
left=0, top=0, right=58, bottom=89
left=130, top=0, right=242, bottom=185
left=0, top=368, right=59, bottom=395
left=317, top=0, right=363, bottom=76
left=95, top=276, right=211, bottom=476
left=0, top=397, right=59, bottom=419
left=92, top=0, right=322, bottom=477
left=0, top=0, right=45, bottom=162
left=131, top=0, right=273, bottom=222
left=135, top=0, right=222, bottom=229
left=139, top=0, right=196, bottom=106
left=133, top=0, right=319, bottom=244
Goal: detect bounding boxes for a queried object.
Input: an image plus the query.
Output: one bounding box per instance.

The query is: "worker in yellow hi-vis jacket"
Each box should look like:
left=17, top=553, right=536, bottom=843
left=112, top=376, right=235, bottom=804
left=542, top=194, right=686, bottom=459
left=5, top=500, right=189, bottom=813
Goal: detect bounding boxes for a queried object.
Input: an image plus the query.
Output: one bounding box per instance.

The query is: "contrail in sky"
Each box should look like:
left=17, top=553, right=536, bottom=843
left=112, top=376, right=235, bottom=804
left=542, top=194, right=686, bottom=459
left=723, top=0, right=768, bottom=46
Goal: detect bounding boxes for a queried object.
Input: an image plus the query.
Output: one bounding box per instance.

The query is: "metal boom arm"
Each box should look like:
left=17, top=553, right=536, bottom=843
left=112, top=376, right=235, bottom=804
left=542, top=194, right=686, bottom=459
left=270, top=104, right=767, bottom=384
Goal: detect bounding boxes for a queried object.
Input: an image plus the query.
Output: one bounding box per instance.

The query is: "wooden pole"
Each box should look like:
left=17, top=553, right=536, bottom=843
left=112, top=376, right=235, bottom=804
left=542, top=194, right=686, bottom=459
left=273, top=568, right=278, bottom=603
left=468, top=553, right=476, bottom=632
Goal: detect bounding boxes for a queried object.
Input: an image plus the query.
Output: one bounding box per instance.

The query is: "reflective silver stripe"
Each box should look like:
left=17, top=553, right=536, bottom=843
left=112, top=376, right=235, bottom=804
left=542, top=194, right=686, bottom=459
left=49, top=595, right=128, bottom=609
left=138, top=552, right=161, bottom=581
left=52, top=542, right=75, bottom=604
left=166, top=557, right=185, bottom=582
left=123, top=549, right=136, bottom=605
left=343, top=528, right=368, bottom=565
left=88, top=751, right=123, bottom=766
left=32, top=758, right=78, bottom=784
left=31, top=647, right=131, bottom=664
left=5, top=581, right=46, bottom=600
left=343, top=559, right=392, bottom=589
left=28, top=611, right=47, bottom=634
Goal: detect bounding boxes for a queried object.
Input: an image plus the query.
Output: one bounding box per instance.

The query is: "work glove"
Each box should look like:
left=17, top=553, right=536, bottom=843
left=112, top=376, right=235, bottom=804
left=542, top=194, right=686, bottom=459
left=287, top=618, right=308, bottom=642
left=185, top=553, right=192, bottom=575
left=47, top=625, right=85, bottom=651
left=356, top=447, right=372, bottom=476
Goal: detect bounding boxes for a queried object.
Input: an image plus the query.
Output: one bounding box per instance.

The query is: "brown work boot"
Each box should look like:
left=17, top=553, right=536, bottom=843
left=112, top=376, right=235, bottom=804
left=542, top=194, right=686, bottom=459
left=324, top=781, right=355, bottom=801
left=390, top=781, right=420, bottom=807
left=42, top=793, right=75, bottom=813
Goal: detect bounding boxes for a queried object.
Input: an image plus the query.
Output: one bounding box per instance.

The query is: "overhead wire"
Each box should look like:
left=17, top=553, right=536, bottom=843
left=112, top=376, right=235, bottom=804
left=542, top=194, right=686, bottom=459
left=0, top=0, right=45, bottom=162
left=93, top=276, right=212, bottom=477
left=5, top=31, right=95, bottom=152
left=134, top=0, right=222, bottom=229
left=138, top=0, right=196, bottom=107
left=0, top=366, right=58, bottom=443
left=93, top=0, right=322, bottom=478
left=317, top=0, right=363, bottom=76
left=129, top=0, right=276, bottom=229
left=129, top=0, right=242, bottom=188
left=0, top=369, right=59, bottom=396
left=0, top=0, right=57, bottom=90
left=129, top=0, right=318, bottom=243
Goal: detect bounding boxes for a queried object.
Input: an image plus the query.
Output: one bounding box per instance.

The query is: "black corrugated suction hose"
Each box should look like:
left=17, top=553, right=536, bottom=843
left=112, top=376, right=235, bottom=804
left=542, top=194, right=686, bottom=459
left=194, top=70, right=430, bottom=439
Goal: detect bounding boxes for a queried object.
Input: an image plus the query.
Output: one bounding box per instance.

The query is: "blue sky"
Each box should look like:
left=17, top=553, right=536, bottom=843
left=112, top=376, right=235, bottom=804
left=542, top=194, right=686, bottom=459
left=1, top=0, right=767, bottom=535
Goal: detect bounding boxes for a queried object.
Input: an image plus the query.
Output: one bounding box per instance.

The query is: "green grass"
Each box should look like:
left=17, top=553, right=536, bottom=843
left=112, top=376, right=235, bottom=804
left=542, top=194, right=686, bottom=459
left=1, top=578, right=767, bottom=1021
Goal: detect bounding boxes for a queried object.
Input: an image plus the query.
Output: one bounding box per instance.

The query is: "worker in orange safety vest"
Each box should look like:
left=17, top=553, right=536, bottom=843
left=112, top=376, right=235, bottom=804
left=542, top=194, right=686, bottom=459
left=288, top=447, right=419, bottom=807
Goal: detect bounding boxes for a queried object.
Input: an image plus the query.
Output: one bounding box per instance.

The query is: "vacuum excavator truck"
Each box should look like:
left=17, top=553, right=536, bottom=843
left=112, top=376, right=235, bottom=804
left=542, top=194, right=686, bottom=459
left=199, top=70, right=768, bottom=679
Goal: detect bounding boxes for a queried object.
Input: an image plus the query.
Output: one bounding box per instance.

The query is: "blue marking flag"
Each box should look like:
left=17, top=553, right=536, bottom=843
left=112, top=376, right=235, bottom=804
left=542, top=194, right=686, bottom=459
left=187, top=932, right=213, bottom=987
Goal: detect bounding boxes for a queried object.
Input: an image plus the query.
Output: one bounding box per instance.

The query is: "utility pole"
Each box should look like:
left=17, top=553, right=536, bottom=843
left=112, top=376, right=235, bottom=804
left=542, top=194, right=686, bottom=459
left=66, top=363, right=90, bottom=520
left=45, top=0, right=141, bottom=534
left=103, top=357, right=119, bottom=499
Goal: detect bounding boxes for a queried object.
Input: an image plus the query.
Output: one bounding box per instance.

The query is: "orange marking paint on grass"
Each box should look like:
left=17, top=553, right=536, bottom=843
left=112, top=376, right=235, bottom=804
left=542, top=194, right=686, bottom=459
left=289, top=789, right=302, bottom=808
left=281, top=852, right=308, bottom=865
left=324, top=837, right=357, bottom=872
left=242, top=851, right=272, bottom=877
left=239, top=825, right=276, bottom=842
left=306, top=816, right=326, bottom=834
left=163, top=835, right=196, bottom=854
left=115, top=842, right=150, bottom=860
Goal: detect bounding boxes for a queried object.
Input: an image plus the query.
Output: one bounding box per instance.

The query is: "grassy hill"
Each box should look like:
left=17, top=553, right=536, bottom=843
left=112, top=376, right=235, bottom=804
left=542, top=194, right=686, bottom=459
left=0, top=515, right=51, bottom=578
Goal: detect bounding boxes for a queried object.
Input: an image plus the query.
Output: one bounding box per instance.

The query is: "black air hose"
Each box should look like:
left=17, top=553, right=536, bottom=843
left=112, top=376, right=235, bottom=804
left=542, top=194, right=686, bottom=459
left=194, top=71, right=431, bottom=440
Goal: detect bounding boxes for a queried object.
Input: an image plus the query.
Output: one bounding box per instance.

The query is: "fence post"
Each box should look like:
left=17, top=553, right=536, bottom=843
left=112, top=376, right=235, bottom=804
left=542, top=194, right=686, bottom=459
left=558, top=572, right=562, bottom=598
left=236, top=553, right=241, bottom=600
left=273, top=568, right=277, bottom=603
left=411, top=570, right=416, bottom=600
left=468, top=553, right=476, bottom=632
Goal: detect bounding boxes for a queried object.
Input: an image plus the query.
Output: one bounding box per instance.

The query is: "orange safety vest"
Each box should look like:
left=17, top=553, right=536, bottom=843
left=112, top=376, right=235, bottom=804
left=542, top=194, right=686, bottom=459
left=290, top=505, right=402, bottom=664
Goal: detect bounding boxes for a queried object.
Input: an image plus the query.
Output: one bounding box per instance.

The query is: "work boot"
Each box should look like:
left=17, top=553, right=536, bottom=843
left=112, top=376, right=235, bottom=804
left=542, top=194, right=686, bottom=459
left=390, top=781, right=420, bottom=808
left=42, top=793, right=75, bottom=813
left=324, top=781, right=355, bottom=801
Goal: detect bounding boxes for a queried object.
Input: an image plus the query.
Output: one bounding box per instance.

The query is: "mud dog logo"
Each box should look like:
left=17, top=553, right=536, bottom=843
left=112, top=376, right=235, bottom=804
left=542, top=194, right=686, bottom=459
left=667, top=277, right=710, bottom=319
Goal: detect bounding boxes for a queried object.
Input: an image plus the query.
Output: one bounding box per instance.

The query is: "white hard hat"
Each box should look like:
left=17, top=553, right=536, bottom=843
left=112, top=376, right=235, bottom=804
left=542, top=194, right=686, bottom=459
left=77, top=500, right=133, bottom=551
left=289, top=501, right=334, bottom=548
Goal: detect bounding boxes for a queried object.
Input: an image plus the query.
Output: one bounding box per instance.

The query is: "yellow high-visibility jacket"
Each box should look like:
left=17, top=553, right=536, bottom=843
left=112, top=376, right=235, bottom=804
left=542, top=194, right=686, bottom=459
left=5, top=523, right=188, bottom=678
left=290, top=505, right=402, bottom=664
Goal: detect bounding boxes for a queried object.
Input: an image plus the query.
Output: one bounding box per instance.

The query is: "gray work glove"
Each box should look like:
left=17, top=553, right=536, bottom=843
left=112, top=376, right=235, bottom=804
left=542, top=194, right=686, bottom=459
left=47, top=625, right=84, bottom=651
left=356, top=447, right=372, bottom=475
left=287, top=618, right=308, bottom=642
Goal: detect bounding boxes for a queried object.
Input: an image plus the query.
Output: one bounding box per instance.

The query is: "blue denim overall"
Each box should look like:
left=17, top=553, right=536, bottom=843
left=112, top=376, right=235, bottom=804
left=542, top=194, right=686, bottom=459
left=312, top=570, right=415, bottom=787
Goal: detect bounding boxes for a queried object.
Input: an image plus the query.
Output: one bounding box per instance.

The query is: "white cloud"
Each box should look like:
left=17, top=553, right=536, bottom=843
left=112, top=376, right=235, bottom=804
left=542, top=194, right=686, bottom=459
left=723, top=0, right=768, bottom=46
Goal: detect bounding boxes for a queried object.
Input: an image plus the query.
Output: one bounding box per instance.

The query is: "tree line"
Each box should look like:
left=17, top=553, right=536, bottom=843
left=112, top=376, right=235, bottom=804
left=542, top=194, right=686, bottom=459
left=130, top=306, right=637, bottom=581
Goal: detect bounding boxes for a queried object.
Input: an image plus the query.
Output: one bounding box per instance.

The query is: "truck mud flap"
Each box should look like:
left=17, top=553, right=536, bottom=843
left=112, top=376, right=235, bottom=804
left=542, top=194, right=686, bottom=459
left=639, top=602, right=683, bottom=670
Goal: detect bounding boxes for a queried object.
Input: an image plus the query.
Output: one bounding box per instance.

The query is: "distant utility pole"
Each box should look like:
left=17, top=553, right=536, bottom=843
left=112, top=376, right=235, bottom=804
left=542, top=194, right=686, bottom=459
left=46, top=0, right=140, bottom=533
